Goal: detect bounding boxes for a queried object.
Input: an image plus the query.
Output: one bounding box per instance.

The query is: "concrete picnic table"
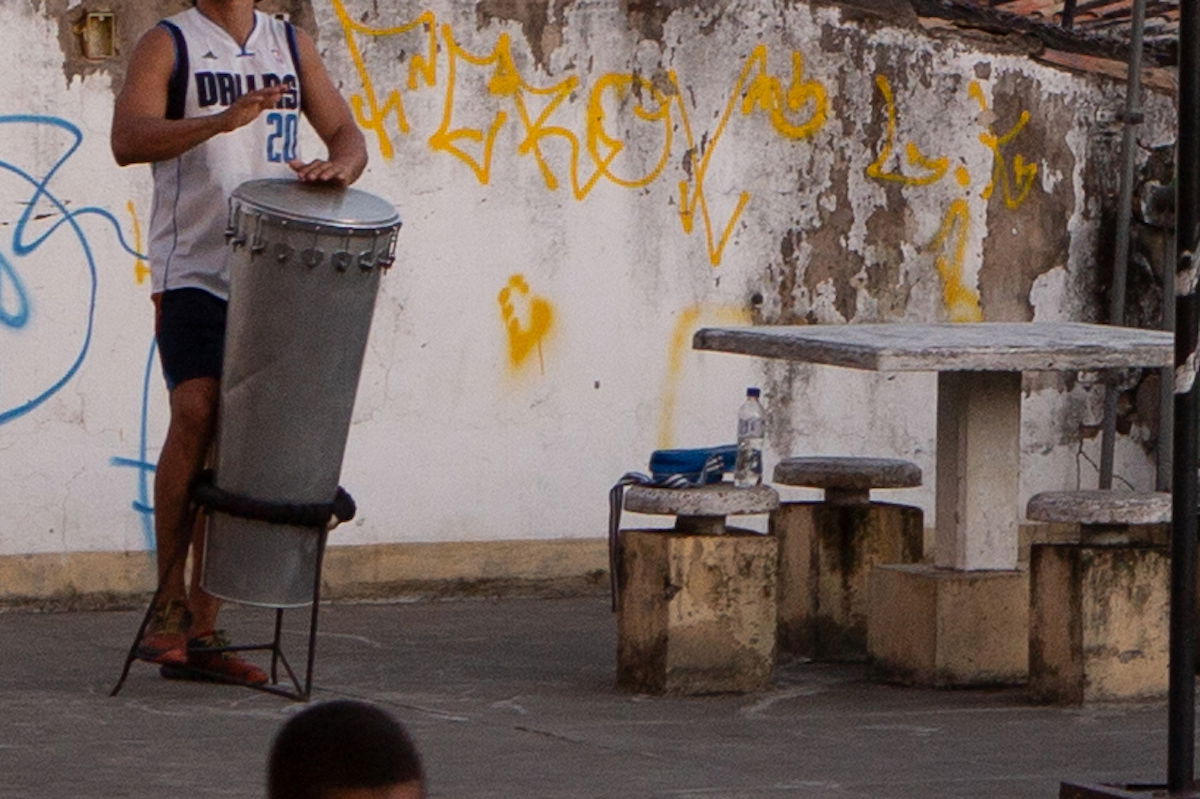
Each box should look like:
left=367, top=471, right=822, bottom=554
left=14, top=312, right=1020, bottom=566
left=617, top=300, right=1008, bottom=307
left=693, top=322, right=1174, bottom=572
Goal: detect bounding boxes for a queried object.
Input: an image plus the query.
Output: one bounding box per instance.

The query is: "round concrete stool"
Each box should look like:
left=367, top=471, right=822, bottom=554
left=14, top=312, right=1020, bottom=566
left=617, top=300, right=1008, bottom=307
left=624, top=483, right=779, bottom=535
left=773, top=456, right=922, bottom=505
left=770, top=456, right=923, bottom=662
left=617, top=482, right=780, bottom=694
left=1026, top=490, right=1170, bottom=544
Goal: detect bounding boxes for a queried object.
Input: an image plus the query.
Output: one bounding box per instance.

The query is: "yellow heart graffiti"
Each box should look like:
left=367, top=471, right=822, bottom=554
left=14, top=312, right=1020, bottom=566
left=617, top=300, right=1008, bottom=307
left=497, top=274, right=554, bottom=370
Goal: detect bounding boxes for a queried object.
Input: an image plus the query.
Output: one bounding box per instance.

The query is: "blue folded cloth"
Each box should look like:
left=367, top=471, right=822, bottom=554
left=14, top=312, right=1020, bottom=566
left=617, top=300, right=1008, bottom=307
left=648, top=445, right=737, bottom=485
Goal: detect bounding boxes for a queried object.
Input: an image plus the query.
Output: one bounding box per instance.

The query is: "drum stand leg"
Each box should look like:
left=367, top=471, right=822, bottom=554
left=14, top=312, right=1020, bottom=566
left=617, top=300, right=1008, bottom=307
left=110, top=528, right=194, bottom=698
left=249, top=527, right=327, bottom=701
left=110, top=527, right=329, bottom=702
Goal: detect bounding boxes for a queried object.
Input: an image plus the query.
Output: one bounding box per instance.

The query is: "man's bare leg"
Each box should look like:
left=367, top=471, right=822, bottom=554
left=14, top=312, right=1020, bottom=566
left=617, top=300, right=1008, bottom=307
left=187, top=511, right=221, bottom=635
left=139, top=376, right=219, bottom=662
left=153, top=378, right=268, bottom=685
left=166, top=492, right=270, bottom=687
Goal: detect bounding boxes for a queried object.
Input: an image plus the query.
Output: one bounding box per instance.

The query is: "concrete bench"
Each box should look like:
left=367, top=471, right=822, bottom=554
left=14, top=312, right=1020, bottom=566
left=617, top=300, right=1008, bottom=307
left=770, top=457, right=924, bottom=662
left=1026, top=490, right=1170, bottom=704
left=616, top=483, right=780, bottom=695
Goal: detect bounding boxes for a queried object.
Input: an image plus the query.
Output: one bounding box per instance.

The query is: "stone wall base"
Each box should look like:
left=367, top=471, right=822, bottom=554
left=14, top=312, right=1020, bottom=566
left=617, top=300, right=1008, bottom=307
left=0, top=538, right=610, bottom=611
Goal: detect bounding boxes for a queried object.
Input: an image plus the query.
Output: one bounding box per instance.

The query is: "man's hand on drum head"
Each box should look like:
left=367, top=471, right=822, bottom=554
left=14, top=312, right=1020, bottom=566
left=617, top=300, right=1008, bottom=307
left=288, top=158, right=356, bottom=186
left=218, top=85, right=287, bottom=133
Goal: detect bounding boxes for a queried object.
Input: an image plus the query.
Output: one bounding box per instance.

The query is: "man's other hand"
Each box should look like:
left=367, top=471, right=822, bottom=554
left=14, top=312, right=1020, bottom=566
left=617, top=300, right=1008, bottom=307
left=288, top=158, right=355, bottom=186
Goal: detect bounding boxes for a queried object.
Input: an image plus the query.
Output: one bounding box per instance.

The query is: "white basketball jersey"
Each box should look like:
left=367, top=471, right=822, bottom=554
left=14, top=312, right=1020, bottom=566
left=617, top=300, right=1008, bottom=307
left=148, top=8, right=302, bottom=299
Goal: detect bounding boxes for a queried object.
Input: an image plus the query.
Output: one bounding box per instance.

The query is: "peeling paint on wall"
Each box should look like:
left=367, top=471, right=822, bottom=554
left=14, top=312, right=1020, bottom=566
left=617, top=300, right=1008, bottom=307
left=50, top=0, right=317, bottom=90
left=475, top=0, right=567, bottom=73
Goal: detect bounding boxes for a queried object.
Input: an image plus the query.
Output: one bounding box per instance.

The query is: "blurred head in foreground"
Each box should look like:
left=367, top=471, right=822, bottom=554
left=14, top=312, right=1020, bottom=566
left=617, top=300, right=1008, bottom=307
left=268, top=699, right=425, bottom=799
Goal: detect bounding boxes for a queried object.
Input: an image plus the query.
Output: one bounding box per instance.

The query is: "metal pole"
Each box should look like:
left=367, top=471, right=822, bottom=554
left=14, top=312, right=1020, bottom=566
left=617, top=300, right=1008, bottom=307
left=1160, top=235, right=1177, bottom=492
left=1099, top=0, right=1148, bottom=489
left=1061, top=0, right=1077, bottom=30
left=1168, top=0, right=1200, bottom=787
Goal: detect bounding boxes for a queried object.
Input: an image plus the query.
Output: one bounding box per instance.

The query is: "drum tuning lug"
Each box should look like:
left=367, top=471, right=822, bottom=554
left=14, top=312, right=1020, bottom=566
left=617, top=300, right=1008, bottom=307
left=376, top=255, right=395, bottom=270
left=357, top=251, right=375, bottom=271
left=250, top=241, right=266, bottom=255
left=332, top=251, right=352, bottom=272
left=230, top=235, right=247, bottom=249
left=301, top=248, right=324, bottom=268
left=275, top=243, right=294, bottom=263
left=223, top=226, right=236, bottom=242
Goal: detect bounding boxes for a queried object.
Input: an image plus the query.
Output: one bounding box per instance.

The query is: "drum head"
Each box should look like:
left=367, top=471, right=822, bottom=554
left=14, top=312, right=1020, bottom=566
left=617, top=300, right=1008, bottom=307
left=232, top=178, right=401, bottom=231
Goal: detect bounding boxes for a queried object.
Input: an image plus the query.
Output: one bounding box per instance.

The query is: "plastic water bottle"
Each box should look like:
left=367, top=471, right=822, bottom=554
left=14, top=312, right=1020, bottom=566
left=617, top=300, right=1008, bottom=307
left=734, top=387, right=765, bottom=488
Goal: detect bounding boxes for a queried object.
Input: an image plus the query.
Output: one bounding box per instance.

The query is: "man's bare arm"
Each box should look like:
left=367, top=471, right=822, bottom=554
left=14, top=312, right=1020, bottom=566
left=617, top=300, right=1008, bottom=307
left=111, top=25, right=285, bottom=166
left=287, top=27, right=367, bottom=186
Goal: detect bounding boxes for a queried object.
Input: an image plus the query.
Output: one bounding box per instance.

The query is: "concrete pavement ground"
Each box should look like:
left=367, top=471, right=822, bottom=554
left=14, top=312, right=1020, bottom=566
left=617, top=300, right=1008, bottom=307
left=0, top=595, right=1183, bottom=798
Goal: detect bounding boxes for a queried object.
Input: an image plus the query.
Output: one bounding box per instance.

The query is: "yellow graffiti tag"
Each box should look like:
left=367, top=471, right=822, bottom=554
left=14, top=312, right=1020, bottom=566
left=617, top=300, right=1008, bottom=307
left=865, top=75, right=947, bottom=187
left=428, top=25, right=511, bottom=184
left=865, top=76, right=1041, bottom=321
left=930, top=199, right=983, bottom=322
left=741, top=49, right=828, bottom=140
left=508, top=63, right=585, bottom=193
left=583, top=73, right=674, bottom=193
left=970, top=81, right=1038, bottom=209
left=657, top=304, right=752, bottom=449
left=513, top=64, right=673, bottom=199
left=330, top=0, right=438, bottom=160
left=126, top=200, right=150, bottom=285
left=674, top=44, right=827, bottom=266
left=329, top=5, right=828, bottom=267
left=498, top=273, right=554, bottom=372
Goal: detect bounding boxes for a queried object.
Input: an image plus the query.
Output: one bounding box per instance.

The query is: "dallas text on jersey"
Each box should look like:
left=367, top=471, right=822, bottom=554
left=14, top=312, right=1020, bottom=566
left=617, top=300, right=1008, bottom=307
left=195, top=71, right=299, bottom=110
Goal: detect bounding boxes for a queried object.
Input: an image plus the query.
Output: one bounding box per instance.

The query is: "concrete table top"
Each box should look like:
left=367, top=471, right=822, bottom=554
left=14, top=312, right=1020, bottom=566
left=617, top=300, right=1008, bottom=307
left=693, top=322, right=1173, bottom=372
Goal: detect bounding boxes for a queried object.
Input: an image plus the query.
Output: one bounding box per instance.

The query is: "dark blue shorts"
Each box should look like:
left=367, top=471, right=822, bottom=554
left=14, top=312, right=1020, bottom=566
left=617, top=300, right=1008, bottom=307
left=155, top=288, right=227, bottom=390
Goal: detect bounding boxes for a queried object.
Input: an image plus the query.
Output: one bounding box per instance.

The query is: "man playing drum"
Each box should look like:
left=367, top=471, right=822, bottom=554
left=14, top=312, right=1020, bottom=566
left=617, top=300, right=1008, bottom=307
left=111, top=0, right=367, bottom=683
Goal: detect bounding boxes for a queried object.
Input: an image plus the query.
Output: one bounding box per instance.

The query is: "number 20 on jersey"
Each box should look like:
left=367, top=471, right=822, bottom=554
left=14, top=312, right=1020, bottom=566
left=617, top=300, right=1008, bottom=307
left=266, top=111, right=298, bottom=162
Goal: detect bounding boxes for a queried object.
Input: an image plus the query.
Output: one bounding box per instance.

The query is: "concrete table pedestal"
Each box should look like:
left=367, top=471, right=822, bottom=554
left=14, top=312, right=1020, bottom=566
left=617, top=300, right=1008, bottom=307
left=771, top=457, right=924, bottom=661
left=867, top=563, right=1029, bottom=686
left=867, top=370, right=1031, bottom=687
left=616, top=484, right=779, bottom=695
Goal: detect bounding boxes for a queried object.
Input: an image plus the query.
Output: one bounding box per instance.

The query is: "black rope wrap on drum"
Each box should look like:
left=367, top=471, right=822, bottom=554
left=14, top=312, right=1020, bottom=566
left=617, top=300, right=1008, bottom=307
left=190, top=469, right=356, bottom=528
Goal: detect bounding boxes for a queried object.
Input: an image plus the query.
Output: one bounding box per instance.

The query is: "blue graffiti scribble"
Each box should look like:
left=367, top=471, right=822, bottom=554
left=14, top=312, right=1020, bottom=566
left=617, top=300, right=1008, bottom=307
left=0, top=113, right=142, bottom=425
left=109, top=338, right=158, bottom=549
left=0, top=248, right=30, bottom=327
left=2, top=114, right=154, bottom=545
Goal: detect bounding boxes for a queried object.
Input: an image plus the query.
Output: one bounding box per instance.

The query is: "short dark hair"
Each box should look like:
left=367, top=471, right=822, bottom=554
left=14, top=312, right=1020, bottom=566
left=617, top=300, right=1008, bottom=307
left=267, top=700, right=425, bottom=799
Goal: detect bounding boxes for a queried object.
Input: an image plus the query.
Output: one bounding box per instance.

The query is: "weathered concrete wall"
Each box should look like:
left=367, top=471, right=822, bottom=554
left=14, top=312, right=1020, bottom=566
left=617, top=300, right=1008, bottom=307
left=0, top=0, right=1176, bottom=599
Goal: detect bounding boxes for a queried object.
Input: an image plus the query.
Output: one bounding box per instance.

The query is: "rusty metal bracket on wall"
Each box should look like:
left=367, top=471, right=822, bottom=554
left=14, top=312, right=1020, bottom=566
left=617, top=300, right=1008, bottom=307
left=76, top=10, right=116, bottom=61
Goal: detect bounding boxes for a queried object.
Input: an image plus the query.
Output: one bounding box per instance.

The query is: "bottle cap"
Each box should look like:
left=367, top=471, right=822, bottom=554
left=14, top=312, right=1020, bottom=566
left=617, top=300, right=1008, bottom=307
left=746, top=387, right=760, bottom=398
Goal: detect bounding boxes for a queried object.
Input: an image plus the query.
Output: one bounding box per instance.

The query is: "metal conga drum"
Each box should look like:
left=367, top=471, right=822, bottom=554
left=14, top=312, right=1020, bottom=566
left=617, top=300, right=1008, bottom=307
left=202, top=178, right=401, bottom=607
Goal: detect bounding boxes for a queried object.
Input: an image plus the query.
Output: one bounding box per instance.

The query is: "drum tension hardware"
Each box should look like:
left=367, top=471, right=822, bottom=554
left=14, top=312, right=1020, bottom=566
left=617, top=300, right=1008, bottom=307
left=227, top=208, right=398, bottom=272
